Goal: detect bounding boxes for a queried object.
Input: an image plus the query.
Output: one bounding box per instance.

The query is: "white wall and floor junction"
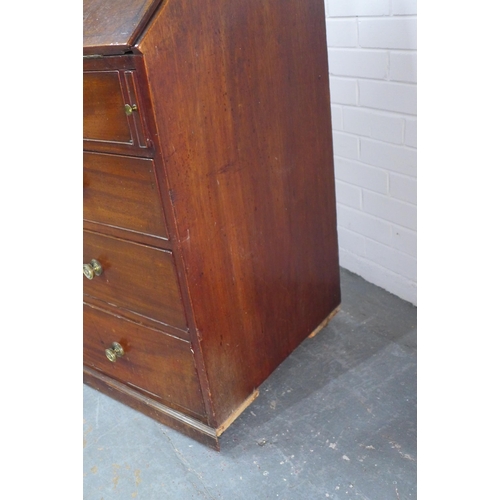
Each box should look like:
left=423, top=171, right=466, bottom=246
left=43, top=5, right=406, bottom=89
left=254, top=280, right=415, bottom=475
left=324, top=0, right=417, bottom=305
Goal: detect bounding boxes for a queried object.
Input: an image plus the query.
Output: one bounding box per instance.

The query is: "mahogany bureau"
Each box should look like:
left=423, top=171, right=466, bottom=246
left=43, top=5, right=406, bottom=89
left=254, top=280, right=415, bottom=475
left=83, top=0, right=341, bottom=449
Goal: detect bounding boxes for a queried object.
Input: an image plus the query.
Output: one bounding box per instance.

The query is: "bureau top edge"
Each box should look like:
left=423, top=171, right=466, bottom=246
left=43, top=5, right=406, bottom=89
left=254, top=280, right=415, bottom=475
left=83, top=0, right=163, bottom=56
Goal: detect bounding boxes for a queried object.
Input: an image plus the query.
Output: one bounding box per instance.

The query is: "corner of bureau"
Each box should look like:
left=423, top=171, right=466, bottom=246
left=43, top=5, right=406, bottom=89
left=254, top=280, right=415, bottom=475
left=83, top=0, right=341, bottom=450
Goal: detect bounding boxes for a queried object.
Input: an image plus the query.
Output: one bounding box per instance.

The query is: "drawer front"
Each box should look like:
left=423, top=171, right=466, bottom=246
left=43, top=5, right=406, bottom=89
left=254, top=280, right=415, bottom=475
left=83, top=152, right=168, bottom=239
left=83, top=303, right=205, bottom=417
left=83, top=231, right=187, bottom=330
left=84, top=70, right=151, bottom=155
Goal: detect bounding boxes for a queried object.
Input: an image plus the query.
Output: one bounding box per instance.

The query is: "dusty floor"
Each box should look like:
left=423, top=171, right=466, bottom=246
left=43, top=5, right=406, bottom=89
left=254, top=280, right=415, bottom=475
left=83, top=268, right=417, bottom=499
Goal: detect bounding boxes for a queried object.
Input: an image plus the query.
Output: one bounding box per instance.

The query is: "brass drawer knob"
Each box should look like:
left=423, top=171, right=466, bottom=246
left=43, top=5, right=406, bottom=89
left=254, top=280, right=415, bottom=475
left=83, top=259, right=102, bottom=280
left=124, top=104, right=138, bottom=116
left=105, top=342, right=124, bottom=363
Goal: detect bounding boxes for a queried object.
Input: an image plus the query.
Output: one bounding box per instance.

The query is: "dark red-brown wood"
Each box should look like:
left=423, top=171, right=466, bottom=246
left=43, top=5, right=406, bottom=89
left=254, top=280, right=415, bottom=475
left=83, top=0, right=340, bottom=446
left=83, top=0, right=162, bottom=55
left=83, top=152, right=168, bottom=240
left=137, top=0, right=340, bottom=426
left=84, top=303, right=206, bottom=418
left=83, top=71, right=132, bottom=143
left=83, top=67, right=153, bottom=157
left=83, top=230, right=187, bottom=330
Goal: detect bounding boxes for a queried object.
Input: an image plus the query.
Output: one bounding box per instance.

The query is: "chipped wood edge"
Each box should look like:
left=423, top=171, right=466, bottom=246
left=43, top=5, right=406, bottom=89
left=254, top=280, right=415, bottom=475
left=307, top=304, right=341, bottom=339
left=216, top=389, right=260, bottom=437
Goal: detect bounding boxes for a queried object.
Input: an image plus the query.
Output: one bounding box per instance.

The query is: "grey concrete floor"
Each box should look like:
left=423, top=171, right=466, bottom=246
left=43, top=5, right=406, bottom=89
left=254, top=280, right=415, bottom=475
left=83, top=268, right=417, bottom=499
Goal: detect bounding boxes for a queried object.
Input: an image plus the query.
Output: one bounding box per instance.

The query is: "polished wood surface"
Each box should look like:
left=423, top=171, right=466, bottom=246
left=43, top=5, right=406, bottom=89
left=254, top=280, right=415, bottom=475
left=84, top=303, right=205, bottom=417
left=138, top=0, right=340, bottom=425
left=83, top=67, right=153, bottom=157
left=83, top=152, right=168, bottom=239
left=83, top=0, right=162, bottom=55
left=83, top=231, right=187, bottom=330
left=83, top=71, right=132, bottom=144
left=83, top=0, right=340, bottom=447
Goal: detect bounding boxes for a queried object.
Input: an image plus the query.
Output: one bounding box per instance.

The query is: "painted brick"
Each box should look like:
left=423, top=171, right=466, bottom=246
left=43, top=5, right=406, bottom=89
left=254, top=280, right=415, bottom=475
left=323, top=0, right=418, bottom=305
left=342, top=107, right=371, bottom=137
left=363, top=190, right=416, bottom=230
left=325, top=0, right=390, bottom=17
left=325, top=18, right=358, bottom=47
left=359, top=18, right=417, bottom=49
left=392, top=0, right=418, bottom=15
left=389, top=51, right=417, bottom=83
left=371, top=113, right=405, bottom=144
left=336, top=205, right=392, bottom=245
left=334, top=157, right=387, bottom=194
left=331, top=104, right=342, bottom=130
left=405, top=117, right=417, bottom=147
left=335, top=180, right=363, bottom=209
left=337, top=226, right=366, bottom=255
left=333, top=131, right=359, bottom=159
left=392, top=226, right=417, bottom=258
left=389, top=173, right=417, bottom=204
left=359, top=79, right=417, bottom=114
left=360, top=138, right=417, bottom=176
left=343, top=107, right=404, bottom=144
left=329, top=76, right=358, bottom=105
left=365, top=239, right=417, bottom=280
left=328, top=48, right=387, bottom=79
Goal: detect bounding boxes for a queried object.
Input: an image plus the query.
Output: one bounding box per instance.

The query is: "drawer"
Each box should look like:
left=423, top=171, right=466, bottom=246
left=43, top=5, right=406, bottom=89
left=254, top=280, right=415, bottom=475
left=83, top=152, right=168, bottom=240
left=83, top=303, right=205, bottom=417
left=83, top=231, right=187, bottom=330
left=83, top=69, right=152, bottom=156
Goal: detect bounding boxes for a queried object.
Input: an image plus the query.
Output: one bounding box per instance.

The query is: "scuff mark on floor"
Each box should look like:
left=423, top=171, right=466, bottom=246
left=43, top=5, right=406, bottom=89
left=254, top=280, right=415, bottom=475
left=134, top=469, right=142, bottom=486
left=112, top=464, right=120, bottom=489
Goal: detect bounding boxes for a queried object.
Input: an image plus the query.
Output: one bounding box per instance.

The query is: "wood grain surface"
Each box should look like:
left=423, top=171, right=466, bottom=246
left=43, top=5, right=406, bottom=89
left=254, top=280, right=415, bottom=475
left=84, top=67, right=153, bottom=157
left=83, top=70, right=132, bottom=144
left=83, top=230, right=187, bottom=330
left=83, top=152, right=168, bottom=239
left=84, top=303, right=205, bottom=417
left=83, top=0, right=162, bottom=55
left=138, top=0, right=341, bottom=425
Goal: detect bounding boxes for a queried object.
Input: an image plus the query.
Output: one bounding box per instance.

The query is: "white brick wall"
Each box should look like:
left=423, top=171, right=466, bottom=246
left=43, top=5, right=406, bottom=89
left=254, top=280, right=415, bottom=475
left=325, top=0, right=417, bottom=305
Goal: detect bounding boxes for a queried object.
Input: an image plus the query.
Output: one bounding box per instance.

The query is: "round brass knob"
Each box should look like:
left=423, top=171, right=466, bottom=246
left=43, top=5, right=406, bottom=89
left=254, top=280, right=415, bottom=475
left=124, top=104, right=138, bottom=116
left=105, top=342, right=124, bottom=363
left=83, top=259, right=102, bottom=280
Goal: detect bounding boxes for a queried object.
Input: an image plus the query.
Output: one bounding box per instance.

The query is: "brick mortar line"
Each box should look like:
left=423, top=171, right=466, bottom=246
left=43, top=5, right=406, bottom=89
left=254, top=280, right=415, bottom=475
left=332, top=102, right=417, bottom=121
left=338, top=225, right=417, bottom=259
left=328, top=74, right=416, bottom=85
left=325, top=15, right=417, bottom=21
left=334, top=132, right=417, bottom=152
left=337, top=201, right=418, bottom=220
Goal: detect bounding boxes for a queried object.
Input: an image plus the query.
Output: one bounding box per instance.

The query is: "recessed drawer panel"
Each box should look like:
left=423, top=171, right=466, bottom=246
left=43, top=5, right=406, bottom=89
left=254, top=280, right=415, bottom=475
left=83, top=152, right=168, bottom=239
left=84, top=70, right=131, bottom=143
left=83, top=231, right=187, bottom=330
left=83, top=303, right=205, bottom=417
left=84, top=69, right=152, bottom=156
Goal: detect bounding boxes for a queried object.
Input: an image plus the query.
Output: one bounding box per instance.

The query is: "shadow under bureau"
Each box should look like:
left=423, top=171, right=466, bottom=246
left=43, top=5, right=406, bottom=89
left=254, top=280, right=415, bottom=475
left=83, top=0, right=341, bottom=450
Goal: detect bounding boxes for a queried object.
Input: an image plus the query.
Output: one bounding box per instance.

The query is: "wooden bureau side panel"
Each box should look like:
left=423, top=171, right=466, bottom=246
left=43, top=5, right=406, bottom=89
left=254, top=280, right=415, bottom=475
left=83, top=152, right=168, bottom=239
left=138, top=0, right=341, bottom=424
left=83, top=231, right=187, bottom=330
left=84, top=303, right=206, bottom=418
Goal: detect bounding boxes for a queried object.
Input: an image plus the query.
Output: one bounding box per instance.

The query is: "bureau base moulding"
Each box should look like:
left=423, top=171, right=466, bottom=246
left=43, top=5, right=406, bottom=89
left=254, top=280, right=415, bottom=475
left=84, top=305, right=340, bottom=450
